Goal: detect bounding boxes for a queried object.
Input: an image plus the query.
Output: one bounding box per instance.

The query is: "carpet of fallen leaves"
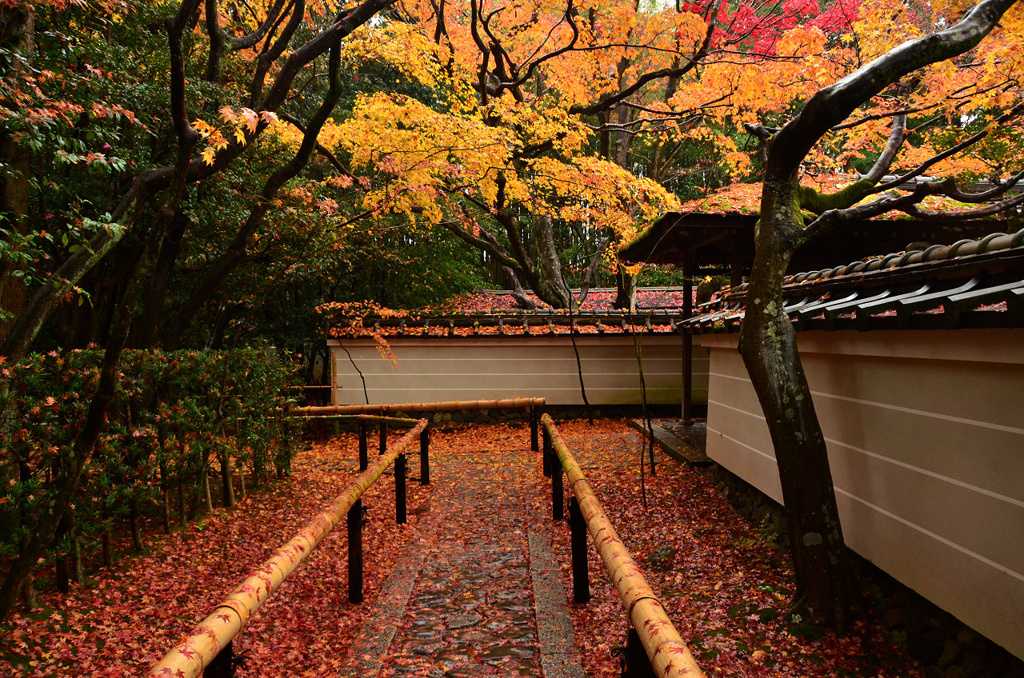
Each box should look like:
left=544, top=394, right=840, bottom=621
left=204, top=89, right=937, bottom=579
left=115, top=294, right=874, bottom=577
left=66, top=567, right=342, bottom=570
left=1, top=420, right=926, bottom=677
left=532, top=419, right=926, bottom=678
left=0, top=432, right=432, bottom=677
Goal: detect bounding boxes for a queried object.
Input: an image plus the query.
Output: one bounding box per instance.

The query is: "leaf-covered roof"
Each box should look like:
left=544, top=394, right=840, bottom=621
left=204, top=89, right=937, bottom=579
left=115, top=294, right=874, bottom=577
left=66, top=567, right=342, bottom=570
left=323, top=288, right=697, bottom=339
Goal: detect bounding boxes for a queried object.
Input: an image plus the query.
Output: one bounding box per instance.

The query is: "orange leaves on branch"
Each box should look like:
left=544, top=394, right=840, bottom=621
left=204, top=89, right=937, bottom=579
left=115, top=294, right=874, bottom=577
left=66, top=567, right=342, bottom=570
left=528, top=155, right=679, bottom=246
left=320, top=300, right=410, bottom=366
left=339, top=21, right=445, bottom=90
left=336, top=93, right=513, bottom=225
left=195, top=108, right=277, bottom=165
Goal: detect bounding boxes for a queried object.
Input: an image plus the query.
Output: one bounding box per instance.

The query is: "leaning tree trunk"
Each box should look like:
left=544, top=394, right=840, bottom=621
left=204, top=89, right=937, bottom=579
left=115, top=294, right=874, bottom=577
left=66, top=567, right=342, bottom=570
left=734, top=0, right=1018, bottom=631
left=737, top=175, right=859, bottom=628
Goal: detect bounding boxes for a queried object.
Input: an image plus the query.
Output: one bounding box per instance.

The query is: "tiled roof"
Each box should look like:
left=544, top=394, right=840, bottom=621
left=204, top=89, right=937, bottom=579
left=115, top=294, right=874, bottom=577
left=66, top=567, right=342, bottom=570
left=327, top=288, right=694, bottom=339
left=683, top=228, right=1024, bottom=333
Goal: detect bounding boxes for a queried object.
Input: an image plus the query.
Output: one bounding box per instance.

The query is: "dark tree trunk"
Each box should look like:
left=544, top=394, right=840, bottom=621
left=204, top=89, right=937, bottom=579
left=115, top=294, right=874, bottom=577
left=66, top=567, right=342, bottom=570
left=54, top=514, right=70, bottom=594
left=177, top=465, right=187, bottom=527
left=133, top=210, right=189, bottom=348
left=738, top=176, right=859, bottom=626
left=220, top=446, right=235, bottom=509
left=532, top=214, right=573, bottom=308
left=129, top=500, right=143, bottom=553
left=614, top=268, right=636, bottom=311
left=0, top=7, right=33, bottom=344
left=101, top=527, right=112, bottom=568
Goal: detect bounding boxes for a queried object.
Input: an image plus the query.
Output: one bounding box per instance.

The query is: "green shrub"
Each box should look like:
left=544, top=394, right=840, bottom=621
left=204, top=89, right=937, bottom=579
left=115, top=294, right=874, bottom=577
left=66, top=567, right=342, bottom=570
left=0, top=348, right=301, bottom=581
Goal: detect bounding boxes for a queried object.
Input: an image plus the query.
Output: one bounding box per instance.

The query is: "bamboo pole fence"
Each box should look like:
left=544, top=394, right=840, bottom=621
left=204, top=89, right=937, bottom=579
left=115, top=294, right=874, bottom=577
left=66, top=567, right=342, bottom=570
left=146, top=419, right=428, bottom=678
left=294, top=397, right=545, bottom=416
left=303, top=413, right=422, bottom=427
left=541, top=413, right=706, bottom=678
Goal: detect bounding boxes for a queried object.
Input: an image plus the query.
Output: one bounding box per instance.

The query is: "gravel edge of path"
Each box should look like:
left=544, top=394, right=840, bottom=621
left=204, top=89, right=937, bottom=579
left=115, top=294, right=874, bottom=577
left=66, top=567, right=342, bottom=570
left=529, top=532, right=586, bottom=678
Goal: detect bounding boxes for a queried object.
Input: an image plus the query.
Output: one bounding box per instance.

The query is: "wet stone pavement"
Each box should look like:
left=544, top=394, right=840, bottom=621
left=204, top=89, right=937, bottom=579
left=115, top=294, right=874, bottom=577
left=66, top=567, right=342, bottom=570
left=345, top=442, right=582, bottom=677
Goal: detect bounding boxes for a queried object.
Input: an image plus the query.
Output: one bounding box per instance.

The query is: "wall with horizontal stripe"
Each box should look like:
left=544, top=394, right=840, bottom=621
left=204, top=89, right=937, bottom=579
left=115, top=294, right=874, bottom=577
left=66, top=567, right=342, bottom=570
left=702, top=329, right=1024, bottom=660
left=329, top=335, right=708, bottom=407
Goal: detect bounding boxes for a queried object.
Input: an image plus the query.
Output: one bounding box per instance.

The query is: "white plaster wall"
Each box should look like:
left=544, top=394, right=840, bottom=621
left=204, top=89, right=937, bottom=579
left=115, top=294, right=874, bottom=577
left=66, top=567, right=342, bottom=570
left=329, top=335, right=708, bottom=407
left=702, top=329, right=1024, bottom=660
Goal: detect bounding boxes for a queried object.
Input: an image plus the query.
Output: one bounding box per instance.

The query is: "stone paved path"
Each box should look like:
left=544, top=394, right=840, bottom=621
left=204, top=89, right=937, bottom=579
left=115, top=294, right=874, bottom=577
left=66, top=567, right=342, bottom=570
left=345, top=439, right=583, bottom=677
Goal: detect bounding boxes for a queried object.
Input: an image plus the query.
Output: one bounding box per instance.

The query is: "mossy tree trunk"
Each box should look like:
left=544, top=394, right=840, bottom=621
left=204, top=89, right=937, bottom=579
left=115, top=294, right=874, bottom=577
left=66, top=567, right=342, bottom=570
left=738, top=175, right=858, bottom=626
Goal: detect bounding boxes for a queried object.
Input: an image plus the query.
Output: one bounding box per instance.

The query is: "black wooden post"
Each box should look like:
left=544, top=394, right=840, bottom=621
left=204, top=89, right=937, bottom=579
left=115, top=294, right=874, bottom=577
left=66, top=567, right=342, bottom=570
left=682, top=251, right=694, bottom=426
left=358, top=420, right=368, bottom=472
left=530, top=406, right=539, bottom=451
left=204, top=640, right=233, bottom=678
left=624, top=627, right=656, bottom=677
left=347, top=498, right=364, bottom=603
left=419, top=427, right=430, bottom=485
left=378, top=422, right=387, bottom=456
left=542, top=427, right=552, bottom=478
left=395, top=454, right=407, bottom=524
left=552, top=459, right=563, bottom=521
left=568, top=496, right=590, bottom=603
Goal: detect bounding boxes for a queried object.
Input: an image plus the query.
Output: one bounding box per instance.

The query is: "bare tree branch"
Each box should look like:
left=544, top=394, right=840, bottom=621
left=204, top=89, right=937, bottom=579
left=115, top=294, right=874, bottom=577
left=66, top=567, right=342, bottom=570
left=860, top=113, right=907, bottom=183
left=870, top=102, right=1024, bottom=193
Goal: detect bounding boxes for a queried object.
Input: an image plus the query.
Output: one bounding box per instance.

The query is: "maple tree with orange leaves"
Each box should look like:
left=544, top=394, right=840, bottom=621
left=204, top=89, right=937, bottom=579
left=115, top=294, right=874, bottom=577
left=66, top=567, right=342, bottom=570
left=327, top=0, right=865, bottom=309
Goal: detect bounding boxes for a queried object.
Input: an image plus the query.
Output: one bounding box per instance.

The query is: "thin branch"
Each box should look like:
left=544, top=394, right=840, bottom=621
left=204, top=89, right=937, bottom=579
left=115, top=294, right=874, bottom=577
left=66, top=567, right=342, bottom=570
left=831, top=105, right=933, bottom=131
left=569, top=0, right=724, bottom=117
left=870, top=102, right=1024, bottom=193
left=278, top=111, right=357, bottom=180
left=802, top=171, right=1024, bottom=243
left=860, top=113, right=907, bottom=184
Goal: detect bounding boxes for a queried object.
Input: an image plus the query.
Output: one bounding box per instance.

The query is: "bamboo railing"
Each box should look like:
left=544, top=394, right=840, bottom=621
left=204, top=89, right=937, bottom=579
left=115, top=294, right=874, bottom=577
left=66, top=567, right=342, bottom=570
left=297, top=398, right=546, bottom=452
left=541, top=414, right=706, bottom=678
left=146, top=420, right=428, bottom=678
left=295, top=397, right=545, bottom=416
left=308, top=413, right=422, bottom=427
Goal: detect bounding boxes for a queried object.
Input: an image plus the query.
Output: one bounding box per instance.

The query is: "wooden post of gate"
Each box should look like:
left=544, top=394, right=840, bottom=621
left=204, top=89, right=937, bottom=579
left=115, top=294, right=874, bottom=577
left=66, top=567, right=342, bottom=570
left=552, top=456, right=563, bottom=521
left=347, top=498, right=364, bottom=603
left=358, top=421, right=368, bottom=472
left=395, top=454, right=407, bottom=524
left=542, top=426, right=552, bottom=478
left=419, top=428, right=430, bottom=485
left=568, top=496, right=590, bottom=603
left=378, top=422, right=387, bottom=456
left=530, top=406, right=539, bottom=451
left=203, top=641, right=232, bottom=678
